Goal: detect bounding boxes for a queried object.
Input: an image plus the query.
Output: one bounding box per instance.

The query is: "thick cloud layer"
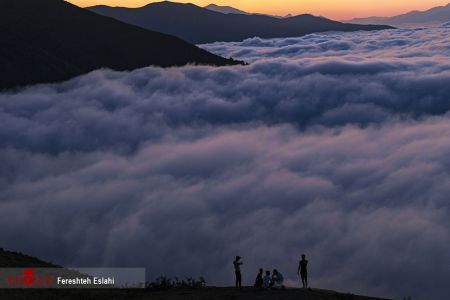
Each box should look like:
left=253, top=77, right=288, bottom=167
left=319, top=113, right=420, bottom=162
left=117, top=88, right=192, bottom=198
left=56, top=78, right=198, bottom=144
left=1, top=28, right=450, bottom=299
left=201, top=27, right=450, bottom=61
left=2, top=29, right=450, bottom=154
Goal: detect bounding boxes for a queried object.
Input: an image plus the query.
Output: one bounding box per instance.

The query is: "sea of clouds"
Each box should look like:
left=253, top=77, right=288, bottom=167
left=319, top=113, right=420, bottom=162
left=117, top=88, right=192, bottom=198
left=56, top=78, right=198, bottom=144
left=1, top=27, right=449, bottom=299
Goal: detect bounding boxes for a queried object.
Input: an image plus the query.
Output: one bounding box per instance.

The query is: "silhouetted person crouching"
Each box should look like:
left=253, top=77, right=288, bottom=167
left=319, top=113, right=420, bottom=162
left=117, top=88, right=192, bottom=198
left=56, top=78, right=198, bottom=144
left=297, top=254, right=308, bottom=288
left=254, top=268, right=263, bottom=288
left=262, top=270, right=271, bottom=289
left=233, top=256, right=243, bottom=288
left=269, top=269, right=285, bottom=289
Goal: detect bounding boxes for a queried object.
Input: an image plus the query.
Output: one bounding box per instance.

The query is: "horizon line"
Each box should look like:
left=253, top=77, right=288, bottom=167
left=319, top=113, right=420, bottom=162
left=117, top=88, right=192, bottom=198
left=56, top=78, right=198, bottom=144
left=68, top=0, right=450, bottom=20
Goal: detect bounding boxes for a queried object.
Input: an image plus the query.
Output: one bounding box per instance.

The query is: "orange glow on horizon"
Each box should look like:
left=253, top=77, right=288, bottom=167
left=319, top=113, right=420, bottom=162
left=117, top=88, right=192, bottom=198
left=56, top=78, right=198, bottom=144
left=67, top=0, right=450, bottom=20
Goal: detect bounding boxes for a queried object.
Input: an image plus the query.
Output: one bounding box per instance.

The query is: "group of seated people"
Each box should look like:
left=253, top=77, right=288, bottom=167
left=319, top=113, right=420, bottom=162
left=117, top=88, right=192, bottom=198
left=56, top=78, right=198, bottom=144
left=254, top=268, right=284, bottom=289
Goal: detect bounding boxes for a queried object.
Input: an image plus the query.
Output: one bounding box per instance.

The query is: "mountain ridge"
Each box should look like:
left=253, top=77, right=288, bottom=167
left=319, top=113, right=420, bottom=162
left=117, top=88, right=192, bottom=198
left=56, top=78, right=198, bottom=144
left=345, top=3, right=450, bottom=27
left=204, top=3, right=250, bottom=15
left=204, top=3, right=292, bottom=18
left=87, top=1, right=394, bottom=44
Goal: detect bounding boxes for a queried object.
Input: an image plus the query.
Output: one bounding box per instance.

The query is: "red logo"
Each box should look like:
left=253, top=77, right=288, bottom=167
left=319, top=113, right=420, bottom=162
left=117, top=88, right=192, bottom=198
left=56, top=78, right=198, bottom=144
left=5, top=269, right=54, bottom=287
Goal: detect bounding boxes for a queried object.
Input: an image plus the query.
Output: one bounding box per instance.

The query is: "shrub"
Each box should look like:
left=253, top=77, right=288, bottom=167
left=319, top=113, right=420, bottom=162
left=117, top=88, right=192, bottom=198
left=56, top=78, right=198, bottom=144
left=145, top=276, right=206, bottom=290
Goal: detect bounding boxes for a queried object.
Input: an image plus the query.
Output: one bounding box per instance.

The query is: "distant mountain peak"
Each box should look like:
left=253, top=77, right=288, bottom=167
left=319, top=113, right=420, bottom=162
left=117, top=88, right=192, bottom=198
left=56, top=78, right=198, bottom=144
left=204, top=3, right=249, bottom=15
left=345, top=3, right=450, bottom=27
left=144, top=1, right=194, bottom=8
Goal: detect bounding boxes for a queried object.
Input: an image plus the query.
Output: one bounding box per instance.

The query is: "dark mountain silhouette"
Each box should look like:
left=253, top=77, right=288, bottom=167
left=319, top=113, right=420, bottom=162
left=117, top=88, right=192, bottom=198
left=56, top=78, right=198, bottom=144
left=345, top=3, right=450, bottom=27
left=0, top=0, right=240, bottom=90
left=87, top=1, right=394, bottom=44
left=204, top=4, right=249, bottom=15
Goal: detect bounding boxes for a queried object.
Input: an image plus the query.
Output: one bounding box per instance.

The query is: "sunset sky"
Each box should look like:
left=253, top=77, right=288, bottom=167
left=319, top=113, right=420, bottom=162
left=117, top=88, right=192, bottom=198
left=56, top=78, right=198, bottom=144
left=68, top=0, right=449, bottom=19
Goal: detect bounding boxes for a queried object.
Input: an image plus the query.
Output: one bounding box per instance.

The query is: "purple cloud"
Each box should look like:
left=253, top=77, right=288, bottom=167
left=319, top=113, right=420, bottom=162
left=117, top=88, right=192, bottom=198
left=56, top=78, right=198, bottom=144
left=1, top=28, right=449, bottom=299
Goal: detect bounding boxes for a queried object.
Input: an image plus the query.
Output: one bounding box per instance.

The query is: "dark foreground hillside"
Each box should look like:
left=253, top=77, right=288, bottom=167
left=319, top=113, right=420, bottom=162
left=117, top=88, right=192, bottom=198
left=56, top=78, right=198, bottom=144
left=0, top=249, right=57, bottom=268
left=0, top=0, right=240, bottom=90
left=0, top=287, right=393, bottom=300
left=0, top=249, right=391, bottom=300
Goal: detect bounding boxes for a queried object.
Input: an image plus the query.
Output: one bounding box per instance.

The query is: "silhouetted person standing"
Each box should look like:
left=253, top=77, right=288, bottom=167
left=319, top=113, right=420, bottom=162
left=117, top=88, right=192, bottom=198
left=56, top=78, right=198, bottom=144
left=233, top=256, right=243, bottom=288
left=254, top=268, right=263, bottom=288
left=297, top=254, right=308, bottom=288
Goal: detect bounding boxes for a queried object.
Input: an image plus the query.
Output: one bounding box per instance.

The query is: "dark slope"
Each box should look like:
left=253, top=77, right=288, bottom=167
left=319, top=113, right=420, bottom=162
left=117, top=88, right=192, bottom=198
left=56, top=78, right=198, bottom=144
left=88, top=1, right=394, bottom=44
left=0, top=287, right=393, bottom=300
left=0, top=0, right=239, bottom=90
left=0, top=248, right=58, bottom=268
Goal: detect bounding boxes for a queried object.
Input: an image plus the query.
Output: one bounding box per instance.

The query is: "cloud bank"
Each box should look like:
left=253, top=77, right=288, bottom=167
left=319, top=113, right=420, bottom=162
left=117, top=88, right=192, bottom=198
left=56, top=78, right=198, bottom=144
left=201, top=27, right=450, bottom=61
left=1, top=28, right=449, bottom=299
